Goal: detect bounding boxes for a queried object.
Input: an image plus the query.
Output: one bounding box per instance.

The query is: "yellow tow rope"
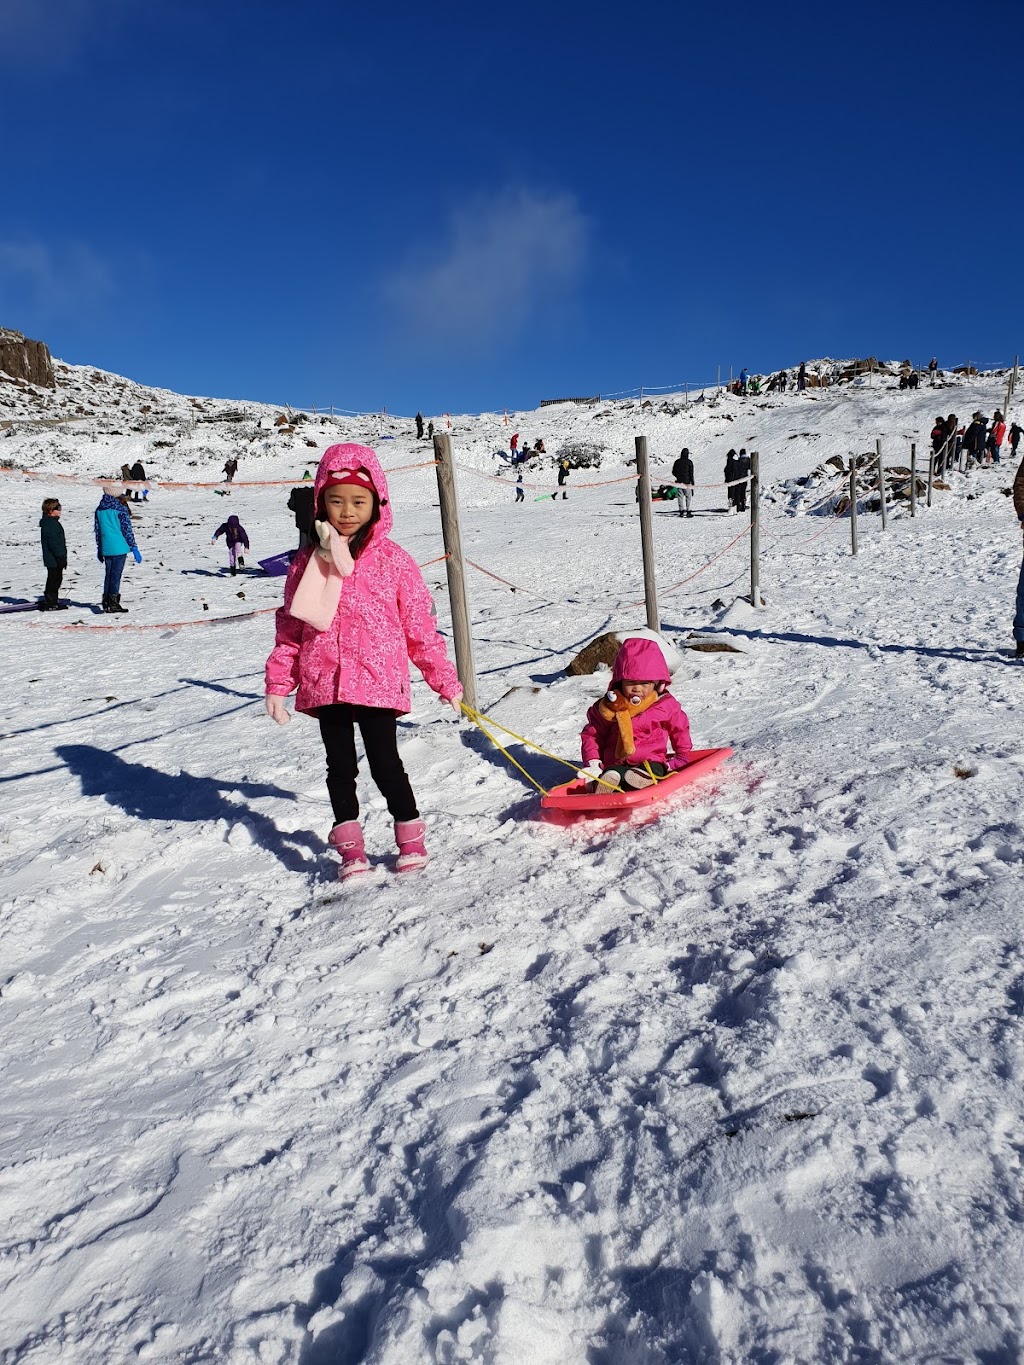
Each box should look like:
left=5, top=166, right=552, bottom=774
left=458, top=701, right=650, bottom=794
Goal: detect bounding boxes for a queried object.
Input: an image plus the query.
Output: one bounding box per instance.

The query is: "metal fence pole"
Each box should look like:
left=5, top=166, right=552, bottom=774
left=634, top=435, right=659, bottom=631
left=749, top=451, right=760, bottom=608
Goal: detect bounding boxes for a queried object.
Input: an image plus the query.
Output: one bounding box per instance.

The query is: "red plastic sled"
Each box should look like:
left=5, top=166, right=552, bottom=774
left=540, top=747, right=733, bottom=815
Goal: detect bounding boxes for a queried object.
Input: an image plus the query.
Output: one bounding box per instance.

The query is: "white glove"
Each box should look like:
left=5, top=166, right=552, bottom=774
left=312, top=519, right=333, bottom=556
left=576, top=760, right=602, bottom=783
left=265, top=695, right=291, bottom=725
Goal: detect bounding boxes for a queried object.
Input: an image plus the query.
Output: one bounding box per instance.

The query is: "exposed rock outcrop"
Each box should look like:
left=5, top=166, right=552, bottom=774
left=0, top=327, right=55, bottom=389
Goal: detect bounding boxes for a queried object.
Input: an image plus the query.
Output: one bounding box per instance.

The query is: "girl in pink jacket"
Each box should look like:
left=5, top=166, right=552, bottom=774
left=265, top=444, right=461, bottom=878
left=580, top=637, right=692, bottom=792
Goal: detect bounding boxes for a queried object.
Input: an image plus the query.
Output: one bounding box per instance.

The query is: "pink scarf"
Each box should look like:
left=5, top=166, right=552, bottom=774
left=288, top=524, right=354, bottom=631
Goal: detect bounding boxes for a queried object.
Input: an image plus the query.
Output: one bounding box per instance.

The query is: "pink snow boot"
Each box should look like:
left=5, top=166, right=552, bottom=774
left=394, top=818, right=428, bottom=873
left=328, top=820, right=370, bottom=880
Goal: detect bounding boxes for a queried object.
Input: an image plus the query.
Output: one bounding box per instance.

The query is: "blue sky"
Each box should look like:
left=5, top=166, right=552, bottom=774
left=2, top=0, right=1020, bottom=414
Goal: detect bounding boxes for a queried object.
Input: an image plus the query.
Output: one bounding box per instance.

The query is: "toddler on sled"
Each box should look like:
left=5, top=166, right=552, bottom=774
left=580, top=637, right=692, bottom=792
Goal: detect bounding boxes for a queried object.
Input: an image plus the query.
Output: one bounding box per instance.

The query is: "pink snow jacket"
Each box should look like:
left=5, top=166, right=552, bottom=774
left=264, top=444, right=460, bottom=714
left=581, top=637, right=693, bottom=770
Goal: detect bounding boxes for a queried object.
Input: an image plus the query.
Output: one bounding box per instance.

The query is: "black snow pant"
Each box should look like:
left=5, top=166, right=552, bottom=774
left=316, top=703, right=418, bottom=825
left=43, top=566, right=63, bottom=605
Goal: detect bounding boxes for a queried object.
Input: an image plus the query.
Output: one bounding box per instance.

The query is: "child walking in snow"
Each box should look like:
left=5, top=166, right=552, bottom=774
left=579, top=638, right=692, bottom=792
left=264, top=444, right=462, bottom=878
left=212, top=515, right=250, bottom=575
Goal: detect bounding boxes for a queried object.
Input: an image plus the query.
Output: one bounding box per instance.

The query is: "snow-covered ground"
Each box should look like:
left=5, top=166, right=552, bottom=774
left=2, top=360, right=1023, bottom=1362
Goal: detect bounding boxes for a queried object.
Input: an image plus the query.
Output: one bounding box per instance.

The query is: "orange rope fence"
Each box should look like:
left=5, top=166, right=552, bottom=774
left=0, top=460, right=440, bottom=492
left=25, top=553, right=450, bottom=632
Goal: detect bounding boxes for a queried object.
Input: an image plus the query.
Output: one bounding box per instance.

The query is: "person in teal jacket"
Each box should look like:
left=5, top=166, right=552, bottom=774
left=94, top=491, right=141, bottom=613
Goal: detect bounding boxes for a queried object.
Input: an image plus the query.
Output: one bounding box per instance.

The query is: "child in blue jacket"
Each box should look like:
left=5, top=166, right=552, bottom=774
left=94, top=491, right=141, bottom=613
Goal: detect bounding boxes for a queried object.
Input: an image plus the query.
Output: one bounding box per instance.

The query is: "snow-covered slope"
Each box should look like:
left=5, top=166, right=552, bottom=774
left=1, top=354, right=1022, bottom=1363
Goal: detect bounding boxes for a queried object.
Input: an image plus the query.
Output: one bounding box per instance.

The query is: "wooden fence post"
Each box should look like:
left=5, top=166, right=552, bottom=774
left=926, top=438, right=934, bottom=508
left=849, top=457, right=859, bottom=556
left=876, top=438, right=887, bottom=529
left=634, top=435, right=659, bottom=631
left=910, top=444, right=917, bottom=518
left=432, top=433, right=477, bottom=710
left=749, top=451, right=760, bottom=608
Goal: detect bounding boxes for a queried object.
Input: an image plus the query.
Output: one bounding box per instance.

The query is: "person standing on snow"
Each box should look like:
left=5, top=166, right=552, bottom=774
left=287, top=484, right=316, bottom=549
left=514, top=468, right=525, bottom=503
left=797, top=362, right=807, bottom=392
left=990, top=411, right=1007, bottom=464
left=930, top=417, right=948, bottom=474
left=733, top=448, right=751, bottom=513
left=672, top=447, right=695, bottom=517
left=945, top=414, right=960, bottom=472
left=963, top=414, right=985, bottom=469
left=94, top=489, right=141, bottom=613
left=724, top=449, right=740, bottom=512
left=1010, top=423, right=1023, bottom=459
left=510, top=432, right=519, bottom=458
left=264, top=445, right=462, bottom=879
left=130, top=459, right=149, bottom=502
left=1013, top=451, right=1024, bottom=659
left=39, top=497, right=69, bottom=611
left=552, top=460, right=571, bottom=500
left=415, top=412, right=424, bottom=440
left=739, top=368, right=749, bottom=396
left=223, top=456, right=239, bottom=483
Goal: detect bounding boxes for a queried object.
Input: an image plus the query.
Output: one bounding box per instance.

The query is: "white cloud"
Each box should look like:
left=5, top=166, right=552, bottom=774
left=0, top=239, right=114, bottom=319
left=382, top=188, right=589, bottom=352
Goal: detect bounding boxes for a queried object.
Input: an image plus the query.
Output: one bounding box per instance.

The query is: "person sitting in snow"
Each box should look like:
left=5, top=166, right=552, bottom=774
left=579, top=638, right=692, bottom=792
left=212, top=514, right=250, bottom=575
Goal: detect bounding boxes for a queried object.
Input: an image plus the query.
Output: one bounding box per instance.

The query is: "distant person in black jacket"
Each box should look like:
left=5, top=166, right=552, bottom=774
left=287, top=485, right=316, bottom=548
left=39, top=497, right=69, bottom=610
left=734, top=448, right=750, bottom=513
left=963, top=414, right=987, bottom=468
left=672, top=447, right=695, bottom=517
left=724, top=449, right=740, bottom=512
left=130, top=459, right=149, bottom=501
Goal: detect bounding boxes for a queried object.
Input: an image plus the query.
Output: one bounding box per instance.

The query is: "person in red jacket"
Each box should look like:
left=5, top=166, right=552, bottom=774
left=990, top=411, right=1007, bottom=465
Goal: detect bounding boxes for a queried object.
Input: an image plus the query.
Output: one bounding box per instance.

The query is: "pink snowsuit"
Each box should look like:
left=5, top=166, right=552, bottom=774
left=581, top=637, right=693, bottom=771
left=264, top=444, right=460, bottom=714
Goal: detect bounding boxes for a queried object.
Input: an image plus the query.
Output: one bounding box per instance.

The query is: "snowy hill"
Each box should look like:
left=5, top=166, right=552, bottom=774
left=1, top=350, right=1014, bottom=494
left=1, top=350, right=1023, bottom=1362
